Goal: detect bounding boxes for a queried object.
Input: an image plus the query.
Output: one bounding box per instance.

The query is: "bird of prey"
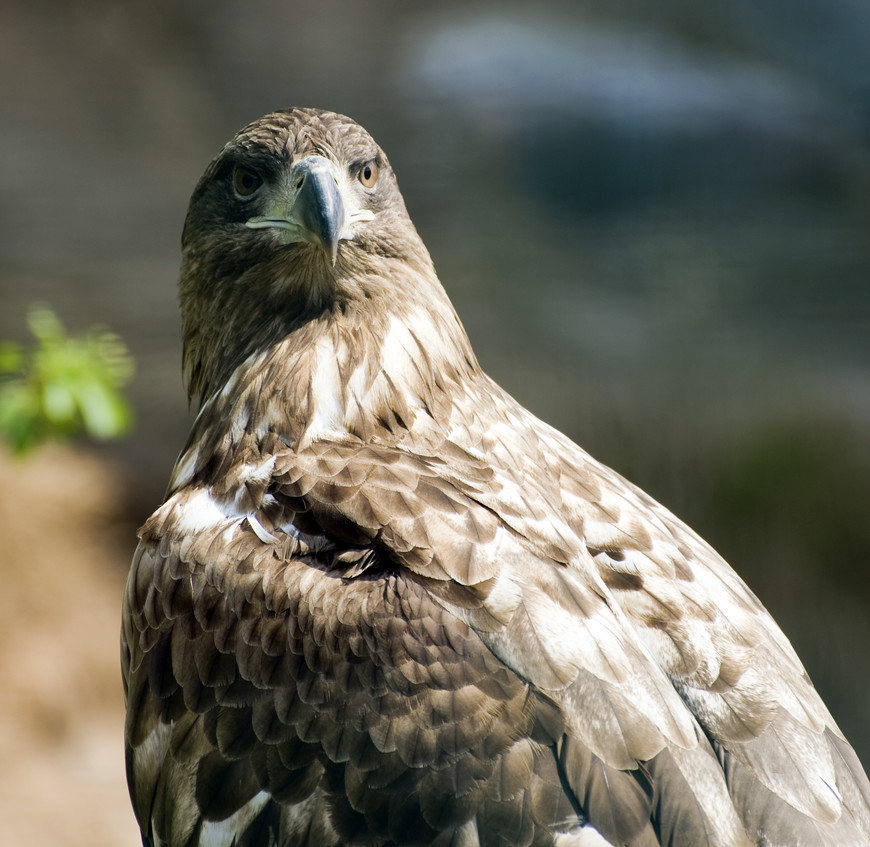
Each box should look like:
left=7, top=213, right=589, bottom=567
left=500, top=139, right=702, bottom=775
left=122, top=108, right=870, bottom=847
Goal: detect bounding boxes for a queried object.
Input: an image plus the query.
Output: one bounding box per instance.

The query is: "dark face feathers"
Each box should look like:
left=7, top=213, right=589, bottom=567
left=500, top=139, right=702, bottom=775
left=181, top=108, right=413, bottom=266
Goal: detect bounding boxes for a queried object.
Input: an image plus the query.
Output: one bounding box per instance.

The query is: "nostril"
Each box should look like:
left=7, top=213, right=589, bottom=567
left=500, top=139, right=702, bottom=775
left=296, top=177, right=304, bottom=190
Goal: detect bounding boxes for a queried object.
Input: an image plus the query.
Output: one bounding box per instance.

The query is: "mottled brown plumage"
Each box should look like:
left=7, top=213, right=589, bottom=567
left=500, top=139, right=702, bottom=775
left=122, top=108, right=870, bottom=846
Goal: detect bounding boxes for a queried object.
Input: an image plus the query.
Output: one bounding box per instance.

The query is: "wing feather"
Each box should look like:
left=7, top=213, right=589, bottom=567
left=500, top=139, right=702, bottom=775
left=126, top=404, right=870, bottom=844
left=123, top=506, right=580, bottom=845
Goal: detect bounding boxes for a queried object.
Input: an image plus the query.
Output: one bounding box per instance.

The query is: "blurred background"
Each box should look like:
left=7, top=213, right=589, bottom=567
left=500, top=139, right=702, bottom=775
left=1, top=0, right=868, bottom=843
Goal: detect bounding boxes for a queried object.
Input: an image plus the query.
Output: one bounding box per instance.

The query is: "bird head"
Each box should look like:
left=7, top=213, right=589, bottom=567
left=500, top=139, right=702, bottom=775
left=177, top=108, right=443, bottom=408
left=181, top=108, right=424, bottom=281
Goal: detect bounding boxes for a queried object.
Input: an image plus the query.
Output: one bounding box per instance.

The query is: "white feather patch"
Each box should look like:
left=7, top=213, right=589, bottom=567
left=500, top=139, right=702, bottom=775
left=198, top=791, right=271, bottom=847
left=555, top=825, right=615, bottom=846
left=303, top=337, right=348, bottom=442
left=172, top=488, right=232, bottom=535
left=380, top=310, right=446, bottom=391
left=134, top=721, right=172, bottom=787
left=169, top=445, right=199, bottom=491
left=247, top=514, right=278, bottom=543
left=231, top=456, right=277, bottom=513
left=379, top=314, right=419, bottom=380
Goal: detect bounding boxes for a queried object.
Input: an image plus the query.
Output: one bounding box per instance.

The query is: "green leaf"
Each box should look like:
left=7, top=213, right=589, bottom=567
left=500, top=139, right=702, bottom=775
left=42, top=380, right=77, bottom=425
left=0, top=342, right=24, bottom=373
left=0, top=381, right=41, bottom=454
left=26, top=305, right=65, bottom=345
left=0, top=305, right=135, bottom=453
left=77, top=379, right=132, bottom=439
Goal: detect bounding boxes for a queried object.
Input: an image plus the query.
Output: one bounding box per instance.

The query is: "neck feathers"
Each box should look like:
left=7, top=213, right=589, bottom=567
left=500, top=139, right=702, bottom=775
left=171, top=291, right=479, bottom=493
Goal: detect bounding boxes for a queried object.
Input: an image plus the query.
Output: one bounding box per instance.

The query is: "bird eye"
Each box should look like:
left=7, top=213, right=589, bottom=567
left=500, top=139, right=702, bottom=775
left=358, top=161, right=379, bottom=189
left=232, top=166, right=263, bottom=197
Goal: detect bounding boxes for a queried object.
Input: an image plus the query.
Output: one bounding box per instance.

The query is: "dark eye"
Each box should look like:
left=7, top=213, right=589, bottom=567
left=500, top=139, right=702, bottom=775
left=358, top=161, right=379, bottom=189
left=232, top=166, right=263, bottom=197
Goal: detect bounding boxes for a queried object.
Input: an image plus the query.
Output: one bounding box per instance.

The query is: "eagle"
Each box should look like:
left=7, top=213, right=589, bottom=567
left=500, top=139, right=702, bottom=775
left=122, top=108, right=870, bottom=847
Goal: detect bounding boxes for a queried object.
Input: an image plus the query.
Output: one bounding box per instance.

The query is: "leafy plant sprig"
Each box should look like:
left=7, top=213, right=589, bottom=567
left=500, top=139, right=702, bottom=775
left=0, top=305, right=134, bottom=453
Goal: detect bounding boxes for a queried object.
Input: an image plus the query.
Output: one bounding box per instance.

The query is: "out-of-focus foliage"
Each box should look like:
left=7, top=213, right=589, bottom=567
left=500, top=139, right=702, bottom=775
left=0, top=305, right=134, bottom=453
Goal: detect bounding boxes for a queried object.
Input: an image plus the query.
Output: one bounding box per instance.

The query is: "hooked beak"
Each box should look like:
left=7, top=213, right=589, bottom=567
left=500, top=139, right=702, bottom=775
left=245, top=155, right=373, bottom=265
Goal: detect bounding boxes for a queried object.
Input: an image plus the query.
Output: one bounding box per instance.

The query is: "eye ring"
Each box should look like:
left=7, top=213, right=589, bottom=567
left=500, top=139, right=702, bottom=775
left=358, top=161, right=379, bottom=189
left=232, top=166, right=263, bottom=197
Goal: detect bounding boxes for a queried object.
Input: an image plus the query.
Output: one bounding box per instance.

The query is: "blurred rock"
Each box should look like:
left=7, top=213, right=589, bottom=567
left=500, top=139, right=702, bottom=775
left=0, top=445, right=139, bottom=846
left=402, top=13, right=866, bottom=213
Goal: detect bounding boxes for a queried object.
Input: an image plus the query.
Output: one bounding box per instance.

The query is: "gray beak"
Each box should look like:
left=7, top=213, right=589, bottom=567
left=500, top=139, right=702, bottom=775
left=291, top=156, right=345, bottom=264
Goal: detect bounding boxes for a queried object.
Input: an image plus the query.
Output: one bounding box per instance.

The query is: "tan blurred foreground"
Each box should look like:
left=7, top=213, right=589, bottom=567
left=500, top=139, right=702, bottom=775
left=0, top=445, right=141, bottom=845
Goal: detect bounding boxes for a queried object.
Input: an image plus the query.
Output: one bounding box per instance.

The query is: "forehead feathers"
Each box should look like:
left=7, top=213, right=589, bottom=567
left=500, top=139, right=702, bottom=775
left=224, top=107, right=383, bottom=170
